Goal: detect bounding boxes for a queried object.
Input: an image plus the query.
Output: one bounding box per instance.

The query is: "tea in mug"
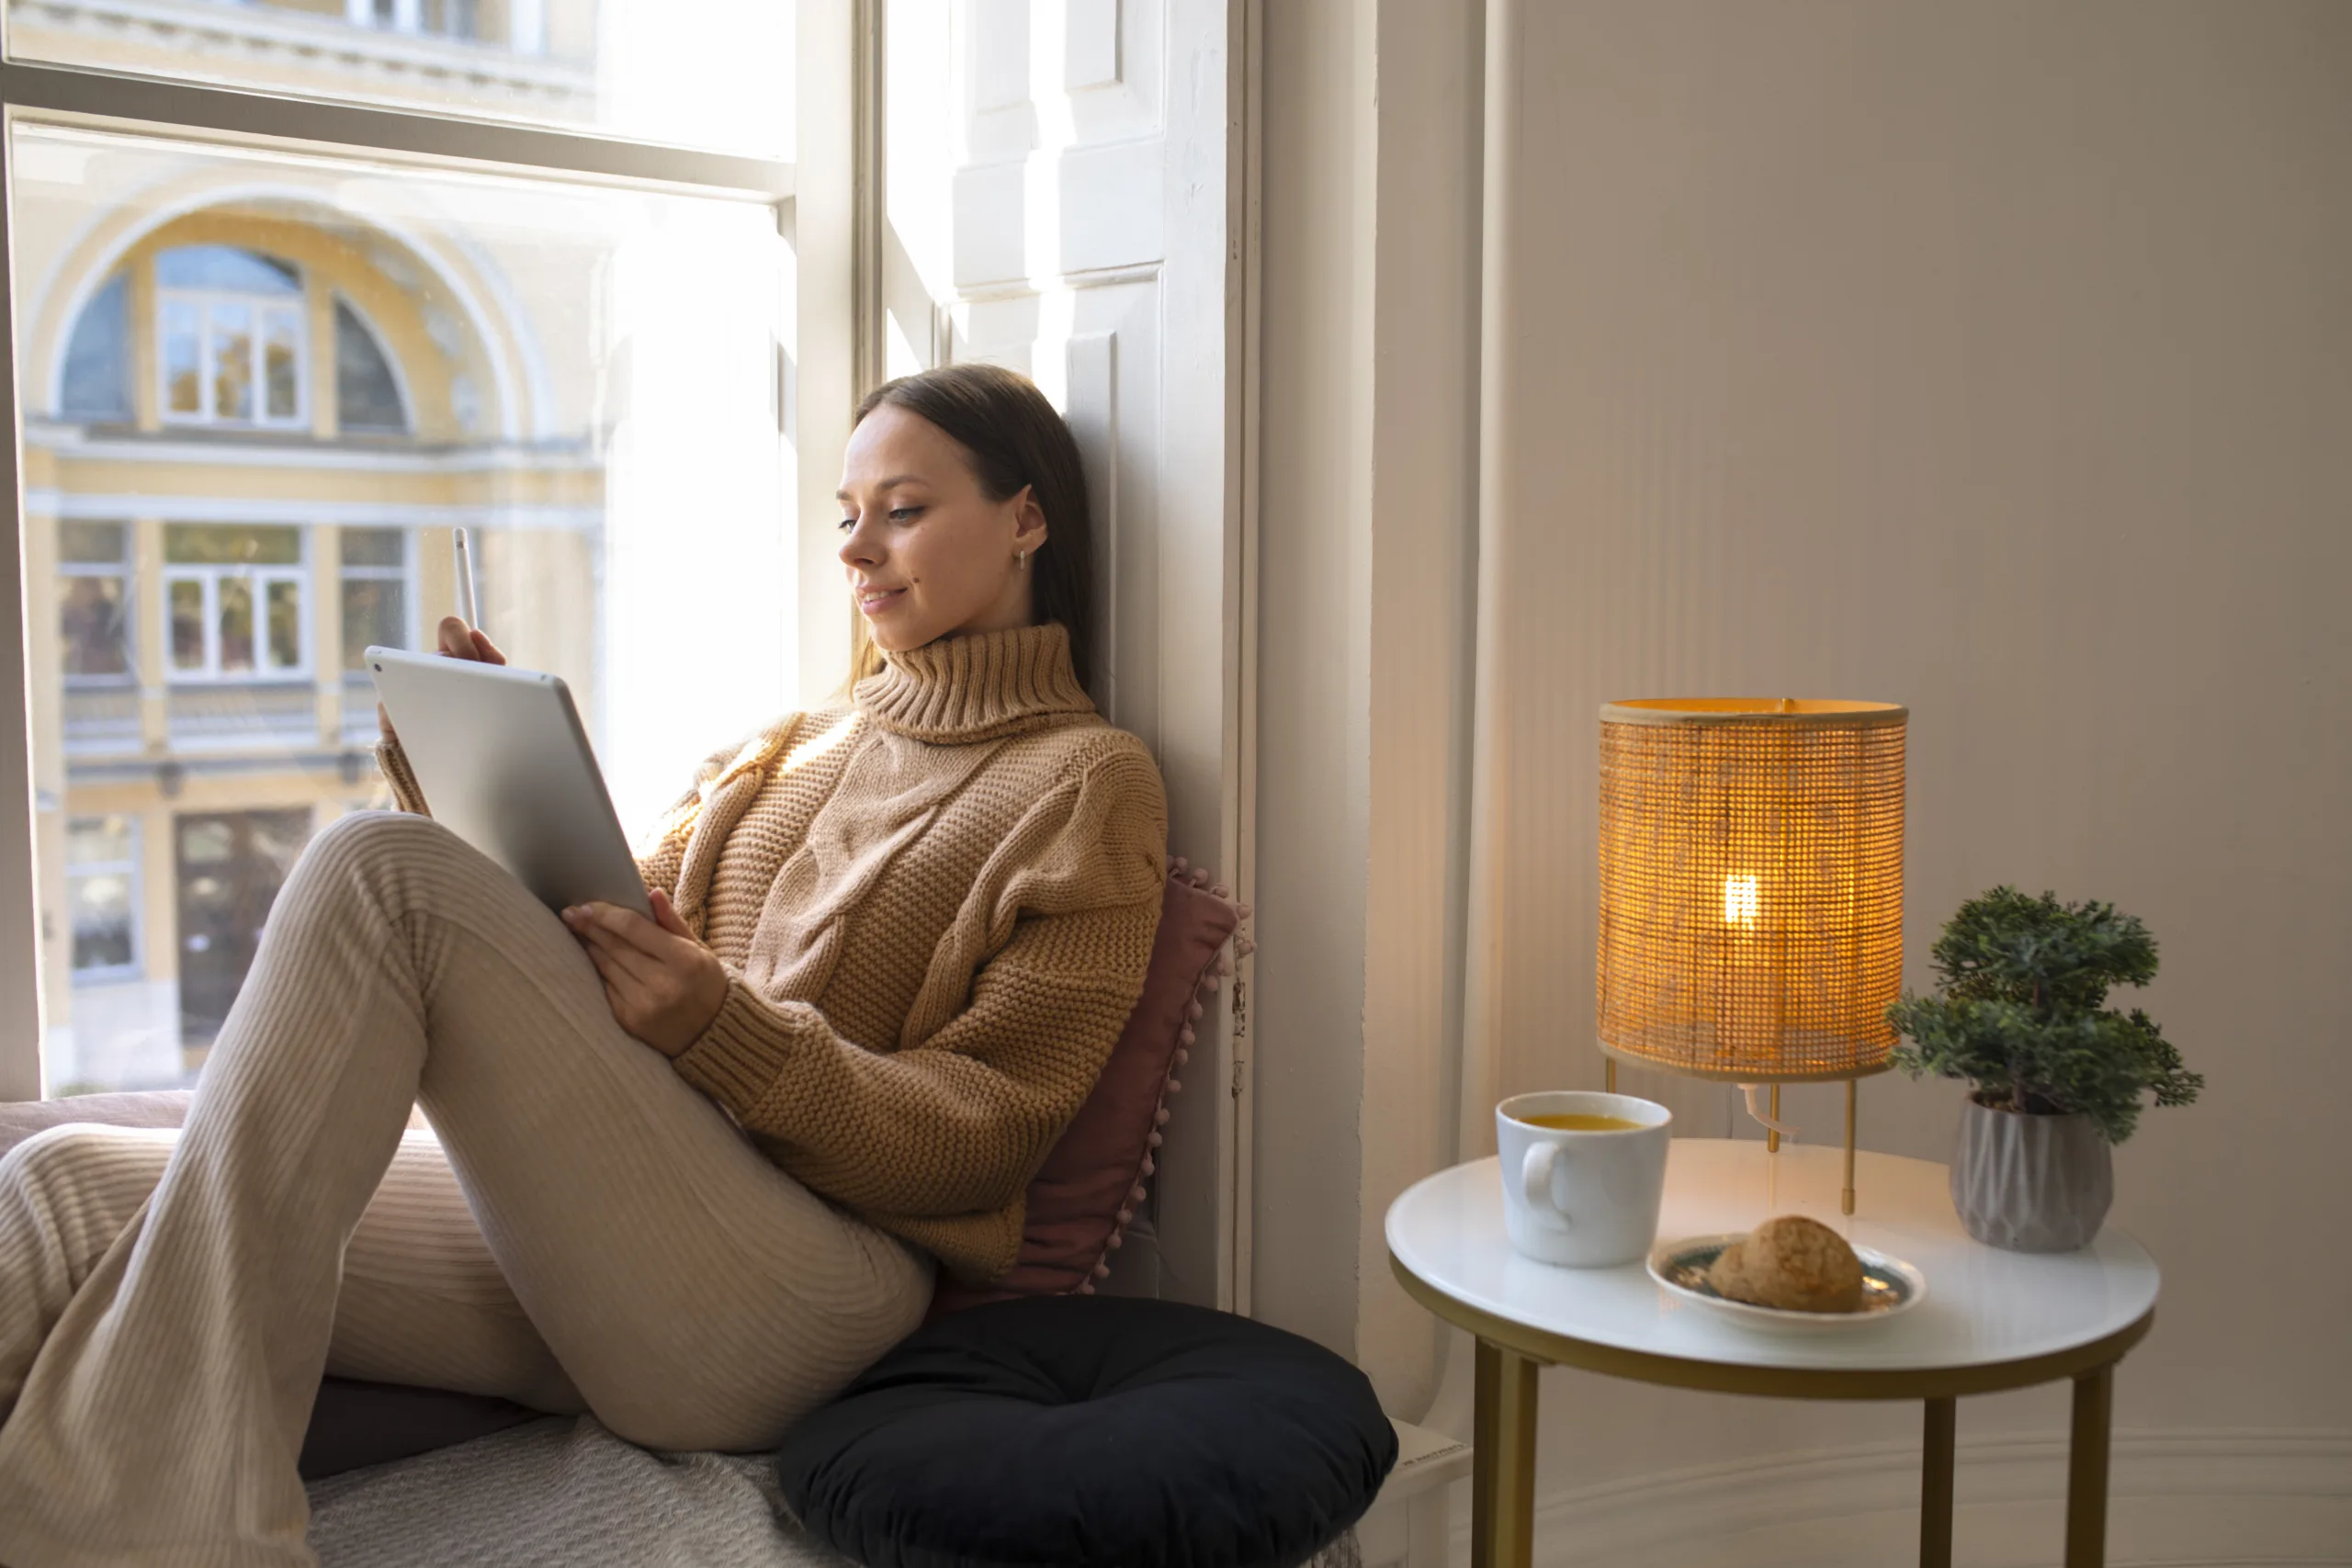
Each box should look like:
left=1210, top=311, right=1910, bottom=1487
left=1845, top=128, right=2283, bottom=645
left=1516, top=1112, right=1644, bottom=1133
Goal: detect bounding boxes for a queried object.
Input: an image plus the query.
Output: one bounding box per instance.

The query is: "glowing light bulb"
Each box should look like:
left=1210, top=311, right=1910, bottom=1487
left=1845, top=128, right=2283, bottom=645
left=1723, top=874, right=1759, bottom=927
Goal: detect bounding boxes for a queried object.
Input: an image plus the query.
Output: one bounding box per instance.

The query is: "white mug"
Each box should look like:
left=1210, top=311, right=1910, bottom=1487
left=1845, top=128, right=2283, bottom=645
left=1495, top=1090, right=1673, bottom=1268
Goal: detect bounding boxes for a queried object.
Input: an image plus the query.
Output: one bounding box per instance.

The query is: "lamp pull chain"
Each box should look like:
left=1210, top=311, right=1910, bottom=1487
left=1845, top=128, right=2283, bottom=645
left=1740, top=1082, right=1800, bottom=1141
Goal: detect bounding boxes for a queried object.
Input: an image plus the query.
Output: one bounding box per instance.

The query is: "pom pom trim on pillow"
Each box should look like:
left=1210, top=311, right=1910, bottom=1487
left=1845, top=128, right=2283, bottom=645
left=1074, top=856, right=1250, bottom=1297
left=930, top=857, right=1246, bottom=1314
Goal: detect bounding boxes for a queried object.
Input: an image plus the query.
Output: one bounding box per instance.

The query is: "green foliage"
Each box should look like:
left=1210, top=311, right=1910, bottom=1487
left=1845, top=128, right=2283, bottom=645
left=1886, top=886, right=2202, bottom=1144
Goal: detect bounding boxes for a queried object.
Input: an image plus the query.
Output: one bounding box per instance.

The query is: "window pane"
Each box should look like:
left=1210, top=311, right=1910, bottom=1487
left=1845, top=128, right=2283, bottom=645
left=266, top=580, right=304, bottom=670
left=20, top=123, right=792, bottom=1098
left=209, top=301, right=255, bottom=421
left=218, top=578, right=255, bottom=673
left=6, top=2, right=796, bottom=159
left=340, top=527, right=406, bottom=569
left=169, top=580, right=207, bottom=671
left=342, top=580, right=407, bottom=670
left=165, top=525, right=303, bottom=566
left=157, top=245, right=302, bottom=293
left=163, top=300, right=202, bottom=415
left=60, top=272, right=131, bottom=420
left=334, top=302, right=410, bottom=434
left=59, top=521, right=127, bottom=565
left=69, top=873, right=137, bottom=973
left=59, top=576, right=131, bottom=679
left=66, top=816, right=136, bottom=867
left=265, top=309, right=302, bottom=422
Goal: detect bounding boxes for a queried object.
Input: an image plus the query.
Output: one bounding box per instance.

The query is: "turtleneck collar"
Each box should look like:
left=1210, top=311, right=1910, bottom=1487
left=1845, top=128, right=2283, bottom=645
left=854, top=622, right=1096, bottom=743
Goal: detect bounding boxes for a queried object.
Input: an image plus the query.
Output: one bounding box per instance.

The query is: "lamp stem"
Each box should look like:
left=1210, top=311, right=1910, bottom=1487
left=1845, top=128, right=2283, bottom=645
left=1604, top=1057, right=1616, bottom=1096
left=1766, top=1084, right=1781, bottom=1154
left=1843, top=1078, right=1859, bottom=1216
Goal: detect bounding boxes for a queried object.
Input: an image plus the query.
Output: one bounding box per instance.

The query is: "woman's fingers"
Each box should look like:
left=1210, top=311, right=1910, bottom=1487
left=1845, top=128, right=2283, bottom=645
left=571, top=918, right=661, bottom=987
left=567, top=901, right=674, bottom=959
left=649, top=888, right=692, bottom=938
left=469, top=627, right=508, bottom=665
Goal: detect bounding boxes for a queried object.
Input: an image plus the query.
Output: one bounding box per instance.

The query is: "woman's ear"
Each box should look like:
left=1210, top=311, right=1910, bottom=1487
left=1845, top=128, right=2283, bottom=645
left=1012, top=484, right=1049, bottom=553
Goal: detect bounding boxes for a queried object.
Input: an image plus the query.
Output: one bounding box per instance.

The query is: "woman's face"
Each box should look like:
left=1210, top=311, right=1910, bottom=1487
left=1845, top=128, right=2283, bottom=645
left=837, top=403, right=1047, bottom=653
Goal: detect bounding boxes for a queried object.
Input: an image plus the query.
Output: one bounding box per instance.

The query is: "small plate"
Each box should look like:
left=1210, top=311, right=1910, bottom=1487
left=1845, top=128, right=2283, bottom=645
left=1647, top=1232, right=1926, bottom=1333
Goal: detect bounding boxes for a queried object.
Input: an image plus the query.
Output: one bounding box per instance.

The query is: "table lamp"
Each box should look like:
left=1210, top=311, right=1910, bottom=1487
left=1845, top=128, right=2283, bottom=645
left=1596, top=698, right=1906, bottom=1214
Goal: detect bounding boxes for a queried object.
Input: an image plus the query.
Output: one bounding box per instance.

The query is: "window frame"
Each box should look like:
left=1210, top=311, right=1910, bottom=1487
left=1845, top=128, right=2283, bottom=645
left=155, top=273, right=309, bottom=430
left=336, top=525, right=415, bottom=674
left=162, top=563, right=311, bottom=683
left=0, top=8, right=884, bottom=1100
left=62, top=813, right=141, bottom=983
left=57, top=518, right=135, bottom=688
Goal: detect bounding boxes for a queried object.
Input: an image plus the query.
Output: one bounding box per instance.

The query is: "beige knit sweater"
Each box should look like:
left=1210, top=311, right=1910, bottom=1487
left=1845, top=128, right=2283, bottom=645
left=375, top=622, right=1169, bottom=1281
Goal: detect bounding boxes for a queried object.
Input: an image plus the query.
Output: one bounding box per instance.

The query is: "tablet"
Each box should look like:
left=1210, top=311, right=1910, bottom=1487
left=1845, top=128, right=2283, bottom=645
left=365, top=646, right=652, bottom=919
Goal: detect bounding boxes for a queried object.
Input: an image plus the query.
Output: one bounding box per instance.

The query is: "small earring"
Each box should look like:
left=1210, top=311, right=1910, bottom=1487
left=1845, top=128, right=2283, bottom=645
left=1016, top=549, right=1028, bottom=568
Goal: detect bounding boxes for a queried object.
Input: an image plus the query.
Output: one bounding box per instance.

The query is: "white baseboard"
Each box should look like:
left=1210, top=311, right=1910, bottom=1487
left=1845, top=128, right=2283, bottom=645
left=1413, top=1428, right=2352, bottom=1568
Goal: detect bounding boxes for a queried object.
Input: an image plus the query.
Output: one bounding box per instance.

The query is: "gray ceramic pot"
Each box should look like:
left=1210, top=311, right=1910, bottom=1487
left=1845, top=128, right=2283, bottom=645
left=1951, top=1096, right=2113, bottom=1252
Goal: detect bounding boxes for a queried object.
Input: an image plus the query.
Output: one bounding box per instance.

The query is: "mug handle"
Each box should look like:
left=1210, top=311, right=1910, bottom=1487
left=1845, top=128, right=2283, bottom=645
left=1521, top=1142, right=1569, bottom=1224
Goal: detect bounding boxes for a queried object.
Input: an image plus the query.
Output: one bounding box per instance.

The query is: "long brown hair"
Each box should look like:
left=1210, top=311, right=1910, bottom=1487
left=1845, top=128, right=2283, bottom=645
left=843, top=363, right=1099, bottom=697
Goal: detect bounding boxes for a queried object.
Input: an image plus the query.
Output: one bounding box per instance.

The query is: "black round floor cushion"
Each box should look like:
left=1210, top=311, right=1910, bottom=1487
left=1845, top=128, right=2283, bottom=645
left=775, top=1295, right=1398, bottom=1568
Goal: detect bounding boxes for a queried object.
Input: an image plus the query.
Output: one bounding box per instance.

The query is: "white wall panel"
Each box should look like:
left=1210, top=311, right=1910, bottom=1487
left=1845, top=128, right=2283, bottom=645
left=898, top=1, right=1245, bottom=1309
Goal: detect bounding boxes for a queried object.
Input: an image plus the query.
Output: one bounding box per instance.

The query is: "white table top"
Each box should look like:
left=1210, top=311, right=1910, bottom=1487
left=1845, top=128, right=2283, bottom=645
left=1386, top=1140, right=2158, bottom=1382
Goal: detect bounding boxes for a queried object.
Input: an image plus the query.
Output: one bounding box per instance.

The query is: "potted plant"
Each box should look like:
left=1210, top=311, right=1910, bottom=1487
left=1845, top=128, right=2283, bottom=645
left=1887, top=886, right=2202, bottom=1252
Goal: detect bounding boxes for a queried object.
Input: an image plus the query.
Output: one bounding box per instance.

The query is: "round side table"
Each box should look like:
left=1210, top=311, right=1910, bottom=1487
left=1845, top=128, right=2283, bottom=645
left=1386, top=1139, right=2158, bottom=1568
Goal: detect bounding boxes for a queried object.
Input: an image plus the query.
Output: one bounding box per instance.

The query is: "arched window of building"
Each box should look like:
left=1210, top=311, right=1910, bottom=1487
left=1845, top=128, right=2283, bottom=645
left=60, top=271, right=131, bottom=420
left=155, top=244, right=305, bottom=428
left=334, top=299, right=409, bottom=434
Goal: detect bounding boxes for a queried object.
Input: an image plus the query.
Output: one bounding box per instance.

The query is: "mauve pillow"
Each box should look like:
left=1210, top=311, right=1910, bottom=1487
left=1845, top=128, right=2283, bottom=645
left=0, top=1091, right=538, bottom=1478
left=932, top=861, right=1244, bottom=1314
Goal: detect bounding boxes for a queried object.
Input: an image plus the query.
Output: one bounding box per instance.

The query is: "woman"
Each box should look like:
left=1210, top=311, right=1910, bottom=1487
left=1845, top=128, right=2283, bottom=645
left=0, top=364, right=1168, bottom=1565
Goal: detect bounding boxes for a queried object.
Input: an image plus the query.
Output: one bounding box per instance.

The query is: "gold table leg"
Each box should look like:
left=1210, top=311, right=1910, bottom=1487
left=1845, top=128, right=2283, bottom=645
left=1920, top=1397, right=1956, bottom=1568
left=2065, top=1364, right=2114, bottom=1566
left=1472, top=1338, right=1541, bottom=1568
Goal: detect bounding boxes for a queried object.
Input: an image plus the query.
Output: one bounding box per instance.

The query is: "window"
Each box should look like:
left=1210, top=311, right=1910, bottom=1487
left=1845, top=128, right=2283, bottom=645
left=59, top=521, right=133, bottom=683
left=11, top=114, right=798, bottom=1096
left=365, top=0, right=481, bottom=40
left=60, top=273, right=130, bottom=421
left=340, top=528, right=412, bottom=671
left=64, top=816, right=141, bottom=979
left=8, top=0, right=796, bottom=157
left=164, top=525, right=308, bottom=681
left=156, top=246, right=306, bottom=428
left=334, top=302, right=410, bottom=434
left=3, top=6, right=817, bottom=1108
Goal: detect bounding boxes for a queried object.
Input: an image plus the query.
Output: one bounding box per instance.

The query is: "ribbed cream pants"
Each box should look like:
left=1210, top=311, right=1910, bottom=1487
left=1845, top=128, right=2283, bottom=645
left=0, top=810, right=933, bottom=1568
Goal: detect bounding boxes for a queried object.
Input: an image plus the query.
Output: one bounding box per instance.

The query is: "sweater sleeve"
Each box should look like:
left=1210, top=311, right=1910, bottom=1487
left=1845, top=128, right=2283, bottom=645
left=667, top=738, right=1169, bottom=1223
left=374, top=737, right=432, bottom=817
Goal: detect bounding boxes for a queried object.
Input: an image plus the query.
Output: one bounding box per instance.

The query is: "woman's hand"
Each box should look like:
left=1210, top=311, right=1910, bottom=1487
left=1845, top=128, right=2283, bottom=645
left=377, top=616, right=508, bottom=745
left=560, top=888, right=729, bottom=1058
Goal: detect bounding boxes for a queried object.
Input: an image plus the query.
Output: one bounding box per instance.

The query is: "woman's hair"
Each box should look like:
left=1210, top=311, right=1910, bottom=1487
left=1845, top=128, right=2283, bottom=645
left=844, top=363, right=1099, bottom=696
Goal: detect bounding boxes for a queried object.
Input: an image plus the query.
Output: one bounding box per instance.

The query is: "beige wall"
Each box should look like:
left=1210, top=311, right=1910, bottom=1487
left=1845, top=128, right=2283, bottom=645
left=1263, top=0, right=2349, bottom=1556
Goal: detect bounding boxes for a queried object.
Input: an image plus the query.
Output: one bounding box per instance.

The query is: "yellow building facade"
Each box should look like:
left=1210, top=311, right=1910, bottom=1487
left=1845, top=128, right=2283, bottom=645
left=17, top=88, right=611, bottom=1092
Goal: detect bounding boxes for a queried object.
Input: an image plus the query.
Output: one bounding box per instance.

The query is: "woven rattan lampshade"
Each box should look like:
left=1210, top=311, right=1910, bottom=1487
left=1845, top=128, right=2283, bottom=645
left=1597, top=699, right=1906, bottom=1083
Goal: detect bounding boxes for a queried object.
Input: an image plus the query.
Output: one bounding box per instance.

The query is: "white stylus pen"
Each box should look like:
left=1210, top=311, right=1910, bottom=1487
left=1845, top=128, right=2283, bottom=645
left=453, top=526, right=481, bottom=633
